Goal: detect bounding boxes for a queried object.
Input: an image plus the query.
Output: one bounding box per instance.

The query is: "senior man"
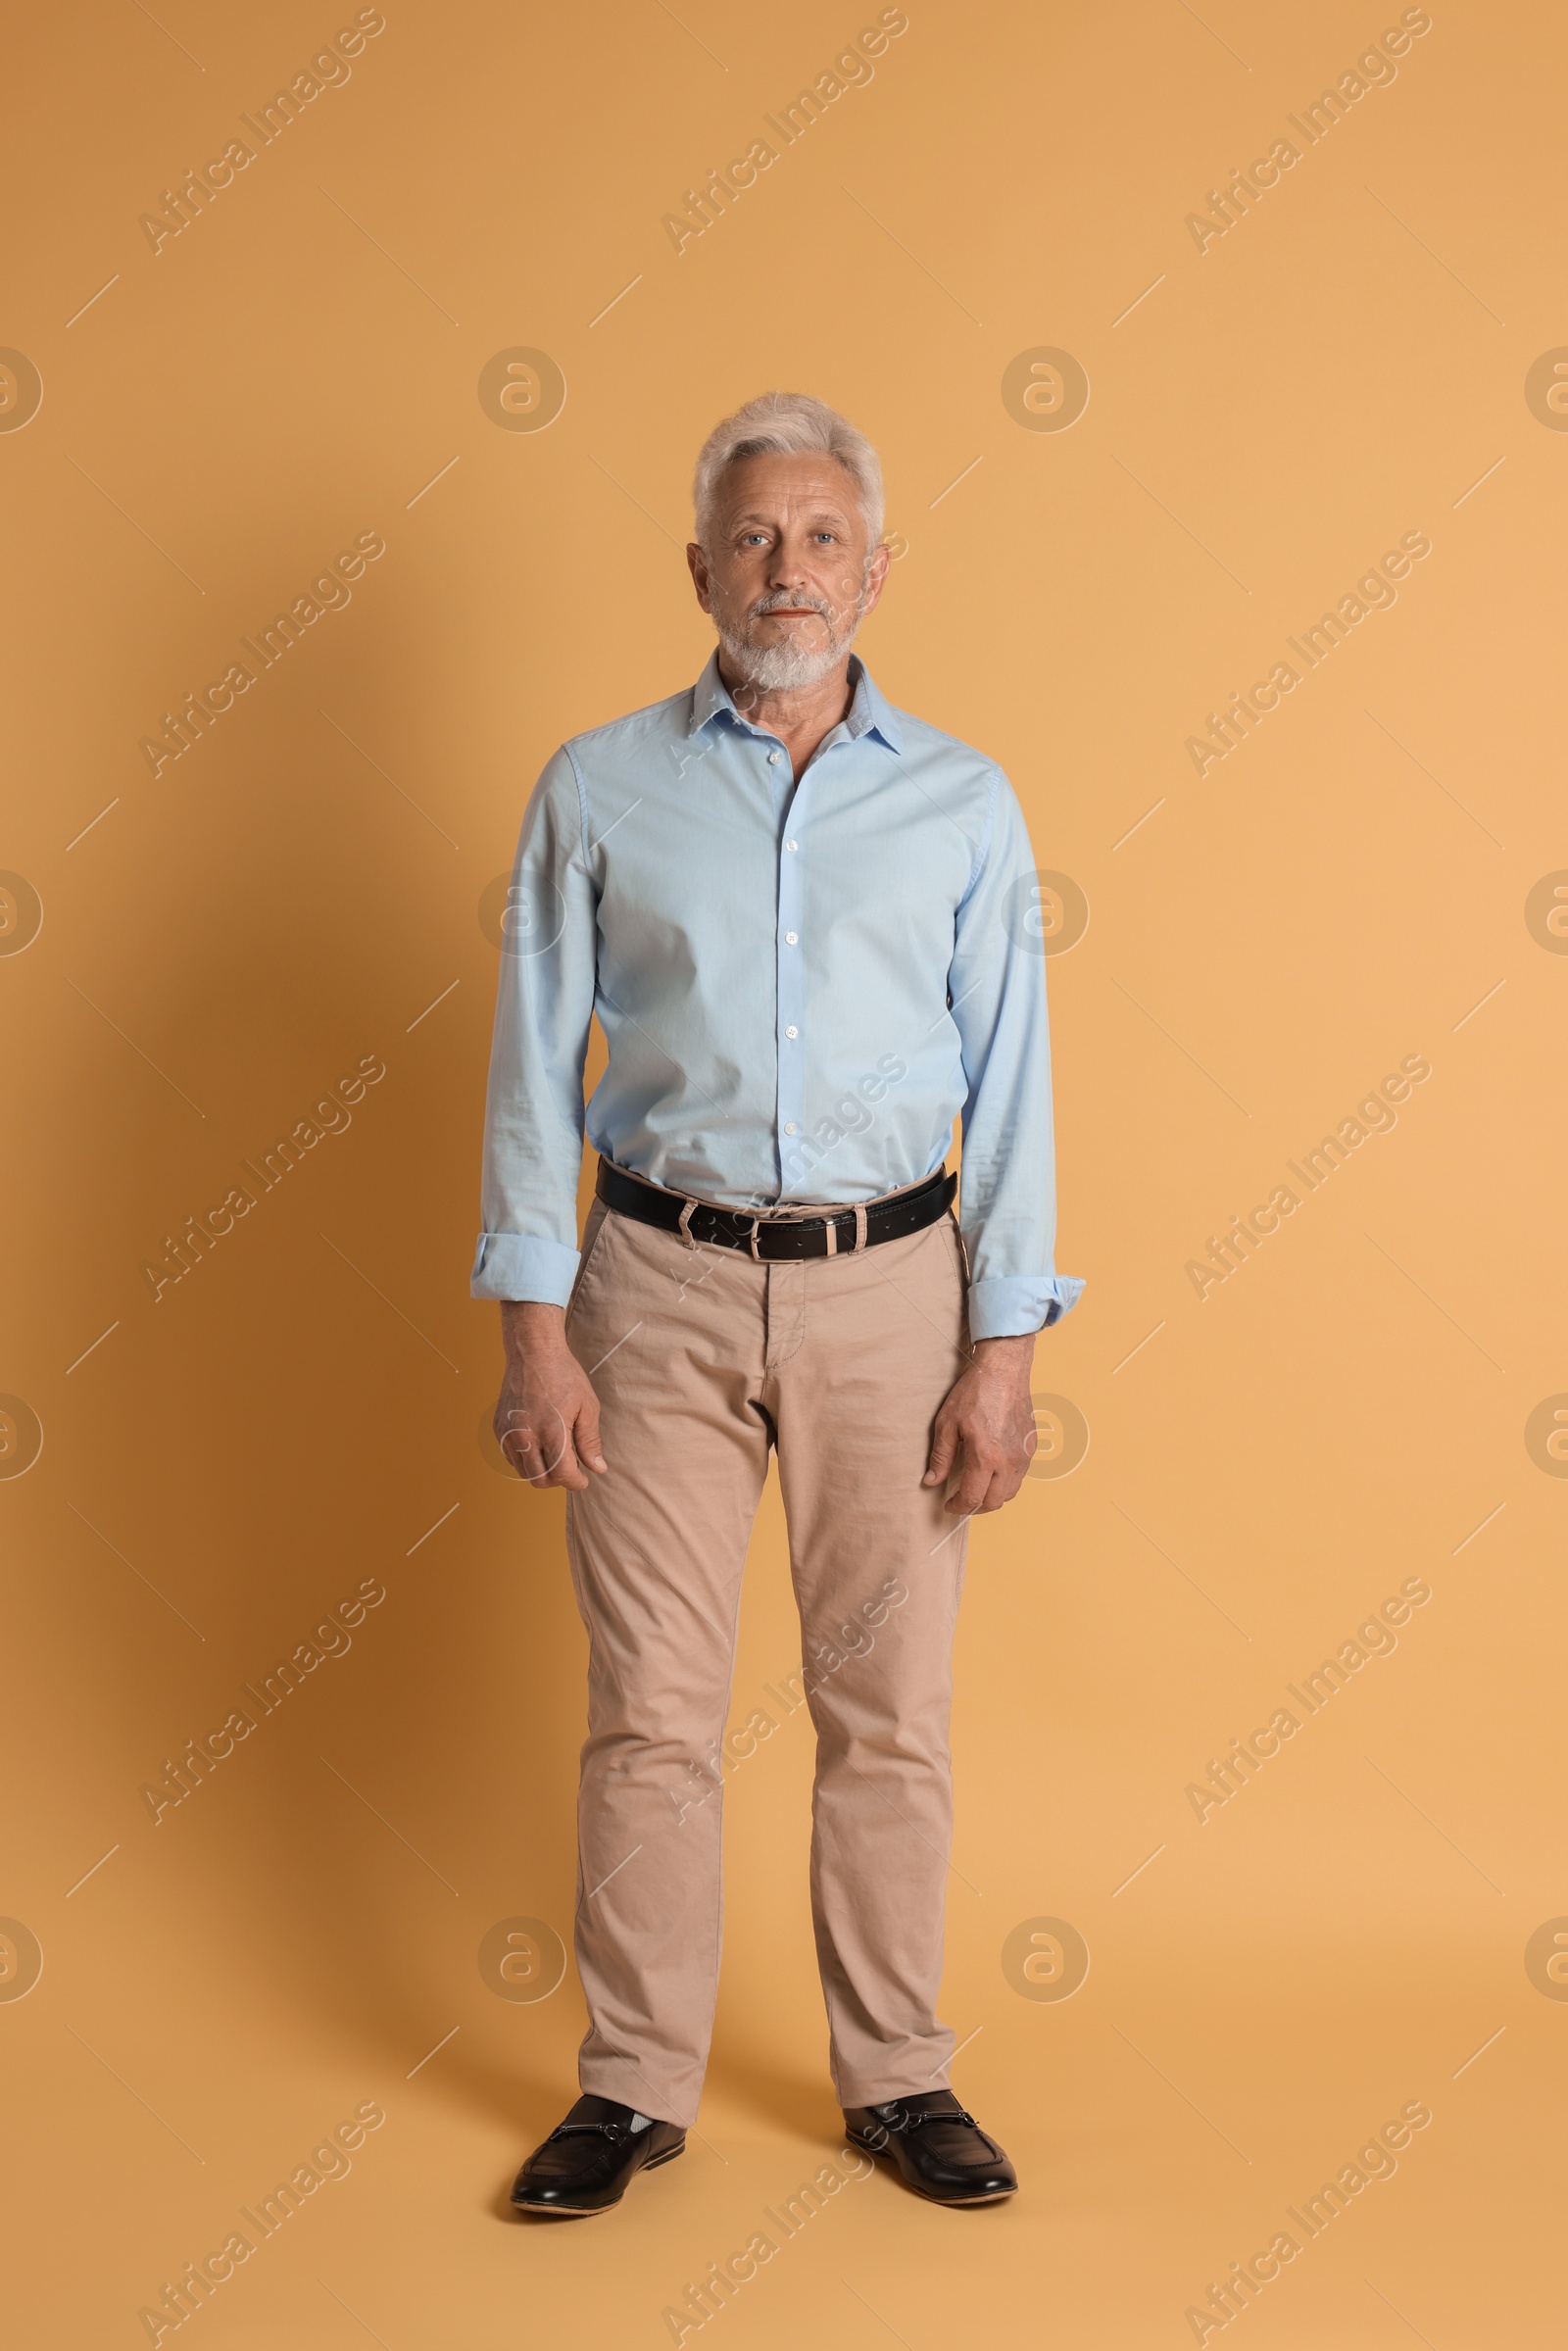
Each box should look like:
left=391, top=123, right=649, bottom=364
left=474, top=390, right=1081, bottom=2217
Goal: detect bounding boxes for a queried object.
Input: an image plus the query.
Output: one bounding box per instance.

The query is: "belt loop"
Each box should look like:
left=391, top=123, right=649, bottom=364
left=824, top=1217, right=838, bottom=1257
left=678, top=1199, right=699, bottom=1251
left=854, top=1203, right=868, bottom=1252
left=749, top=1216, right=763, bottom=1261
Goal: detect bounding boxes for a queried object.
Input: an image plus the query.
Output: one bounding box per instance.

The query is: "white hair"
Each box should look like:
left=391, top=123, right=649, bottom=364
left=693, top=390, right=885, bottom=549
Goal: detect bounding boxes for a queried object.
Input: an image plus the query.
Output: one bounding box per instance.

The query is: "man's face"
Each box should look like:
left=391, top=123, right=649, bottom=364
left=687, top=452, right=890, bottom=692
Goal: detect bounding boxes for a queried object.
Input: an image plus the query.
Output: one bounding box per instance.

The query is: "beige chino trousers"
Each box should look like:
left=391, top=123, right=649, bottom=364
left=561, top=1187, right=973, bottom=2127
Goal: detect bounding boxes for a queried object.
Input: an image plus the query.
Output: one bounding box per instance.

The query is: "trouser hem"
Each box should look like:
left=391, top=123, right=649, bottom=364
left=834, top=2062, right=959, bottom=2109
left=578, top=2059, right=695, bottom=2131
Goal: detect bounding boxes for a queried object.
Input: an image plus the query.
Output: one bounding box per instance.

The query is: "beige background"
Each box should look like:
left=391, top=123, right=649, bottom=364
left=3, top=0, right=1565, bottom=2341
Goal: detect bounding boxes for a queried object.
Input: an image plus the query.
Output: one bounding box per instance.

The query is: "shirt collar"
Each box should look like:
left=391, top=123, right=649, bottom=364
left=688, top=649, right=904, bottom=755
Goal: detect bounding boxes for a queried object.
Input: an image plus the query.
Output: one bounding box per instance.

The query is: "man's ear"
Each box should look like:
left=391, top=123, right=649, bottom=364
left=858, top=541, right=893, bottom=619
left=686, top=542, right=712, bottom=612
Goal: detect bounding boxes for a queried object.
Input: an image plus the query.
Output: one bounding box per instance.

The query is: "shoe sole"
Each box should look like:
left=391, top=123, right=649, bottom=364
left=511, top=2137, right=686, bottom=2217
left=848, top=2135, right=1016, bottom=2206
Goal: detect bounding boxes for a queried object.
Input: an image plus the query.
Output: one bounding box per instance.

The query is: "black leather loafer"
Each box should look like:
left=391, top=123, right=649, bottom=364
left=510, top=2093, right=686, bottom=2216
left=844, top=2089, right=1017, bottom=2205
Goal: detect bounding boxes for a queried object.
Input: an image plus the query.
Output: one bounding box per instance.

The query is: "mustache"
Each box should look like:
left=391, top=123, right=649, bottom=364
left=743, top=582, right=864, bottom=629
left=748, top=590, right=839, bottom=621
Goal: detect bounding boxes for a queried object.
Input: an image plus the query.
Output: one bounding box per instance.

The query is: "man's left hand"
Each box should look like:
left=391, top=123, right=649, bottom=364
left=923, top=1334, right=1039, bottom=1516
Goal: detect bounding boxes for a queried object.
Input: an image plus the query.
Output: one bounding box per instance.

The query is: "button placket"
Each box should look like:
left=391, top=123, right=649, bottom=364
left=775, top=761, right=810, bottom=1179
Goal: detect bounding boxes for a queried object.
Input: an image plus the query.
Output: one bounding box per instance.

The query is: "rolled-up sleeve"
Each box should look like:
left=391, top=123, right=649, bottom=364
left=470, top=748, right=599, bottom=1303
left=949, top=772, right=1085, bottom=1342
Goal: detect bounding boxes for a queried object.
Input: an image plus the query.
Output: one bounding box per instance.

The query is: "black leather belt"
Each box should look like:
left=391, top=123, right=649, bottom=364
left=595, top=1159, right=956, bottom=1260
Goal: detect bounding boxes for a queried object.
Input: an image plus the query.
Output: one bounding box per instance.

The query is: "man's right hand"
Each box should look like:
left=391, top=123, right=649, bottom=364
left=494, top=1301, right=607, bottom=1491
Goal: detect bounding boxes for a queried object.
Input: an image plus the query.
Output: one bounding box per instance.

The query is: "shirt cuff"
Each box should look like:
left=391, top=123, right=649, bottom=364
left=470, top=1232, right=581, bottom=1304
left=966, top=1273, right=1086, bottom=1342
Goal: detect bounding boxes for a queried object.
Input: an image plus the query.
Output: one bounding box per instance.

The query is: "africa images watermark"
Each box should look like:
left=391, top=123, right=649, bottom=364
left=661, top=2144, right=874, bottom=2341
left=139, top=1053, right=386, bottom=1302
left=1185, top=1576, right=1433, bottom=1824
left=137, top=2099, right=386, bottom=2342
left=139, top=532, right=387, bottom=778
left=662, top=8, right=909, bottom=255
left=1185, top=9, right=1433, bottom=255
left=778, top=1053, right=909, bottom=1196
left=668, top=1578, right=910, bottom=1830
left=138, top=10, right=387, bottom=255
left=138, top=1578, right=387, bottom=1826
left=1184, top=2100, right=1433, bottom=2340
left=1185, top=1053, right=1431, bottom=1300
left=1186, top=531, right=1433, bottom=778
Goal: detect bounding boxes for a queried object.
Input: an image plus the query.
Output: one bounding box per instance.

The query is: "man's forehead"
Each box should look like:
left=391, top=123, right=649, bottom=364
left=714, top=453, right=859, bottom=525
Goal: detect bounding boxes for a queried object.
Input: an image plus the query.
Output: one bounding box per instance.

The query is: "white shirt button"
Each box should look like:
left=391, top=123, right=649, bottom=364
left=785, top=1025, right=798, bottom=1039
left=784, top=931, right=798, bottom=946
left=784, top=1121, right=797, bottom=1134
left=768, top=751, right=782, bottom=765
left=785, top=839, right=798, bottom=852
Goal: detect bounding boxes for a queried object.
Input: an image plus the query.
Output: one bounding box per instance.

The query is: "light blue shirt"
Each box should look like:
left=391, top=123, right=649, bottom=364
left=471, top=652, right=1083, bottom=1342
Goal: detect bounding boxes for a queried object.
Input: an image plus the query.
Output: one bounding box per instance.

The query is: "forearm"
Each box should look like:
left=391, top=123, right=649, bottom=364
left=501, top=1298, right=568, bottom=1354
left=971, top=1331, right=1035, bottom=1368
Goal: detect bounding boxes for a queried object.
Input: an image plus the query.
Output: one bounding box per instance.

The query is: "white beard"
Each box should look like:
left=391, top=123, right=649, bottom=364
left=714, top=586, right=865, bottom=692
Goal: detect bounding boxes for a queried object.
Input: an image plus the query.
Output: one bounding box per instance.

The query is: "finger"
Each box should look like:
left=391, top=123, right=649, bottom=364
left=574, top=1396, right=608, bottom=1474
left=498, top=1399, right=539, bottom=1470
left=500, top=1425, right=538, bottom=1480
left=945, top=1463, right=990, bottom=1516
left=948, top=1445, right=1004, bottom=1516
left=975, top=1466, right=1023, bottom=1514
left=532, top=1406, right=578, bottom=1485
left=535, top=1404, right=594, bottom=1493
left=504, top=1411, right=588, bottom=1491
left=531, top=1433, right=586, bottom=1491
left=923, top=1417, right=958, bottom=1487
